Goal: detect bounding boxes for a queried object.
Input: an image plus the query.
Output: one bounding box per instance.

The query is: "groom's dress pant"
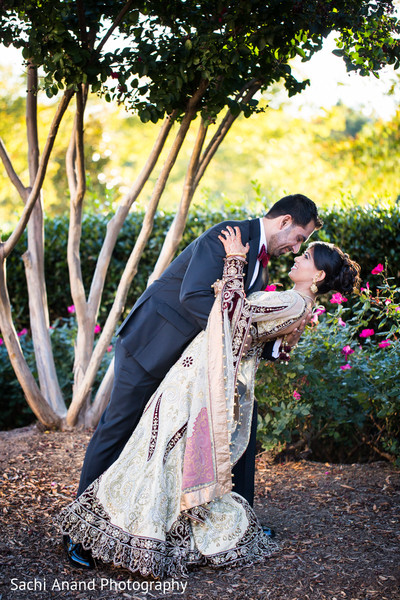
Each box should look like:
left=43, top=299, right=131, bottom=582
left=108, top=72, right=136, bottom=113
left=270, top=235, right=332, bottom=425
left=77, top=338, right=162, bottom=497
left=232, top=401, right=258, bottom=506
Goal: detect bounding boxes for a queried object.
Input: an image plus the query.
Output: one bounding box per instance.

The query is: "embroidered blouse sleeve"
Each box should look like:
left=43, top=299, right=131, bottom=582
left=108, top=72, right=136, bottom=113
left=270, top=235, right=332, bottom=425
left=217, top=258, right=307, bottom=367
left=218, top=258, right=306, bottom=333
left=218, top=256, right=247, bottom=321
left=248, top=290, right=307, bottom=342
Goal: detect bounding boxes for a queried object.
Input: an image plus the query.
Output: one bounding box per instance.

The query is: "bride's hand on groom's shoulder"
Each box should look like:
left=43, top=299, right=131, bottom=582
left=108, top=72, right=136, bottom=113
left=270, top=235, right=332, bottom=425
left=218, top=226, right=249, bottom=257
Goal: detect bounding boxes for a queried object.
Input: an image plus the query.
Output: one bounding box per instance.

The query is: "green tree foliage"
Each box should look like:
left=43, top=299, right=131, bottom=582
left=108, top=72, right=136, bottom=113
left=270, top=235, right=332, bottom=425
left=2, top=1, right=400, bottom=117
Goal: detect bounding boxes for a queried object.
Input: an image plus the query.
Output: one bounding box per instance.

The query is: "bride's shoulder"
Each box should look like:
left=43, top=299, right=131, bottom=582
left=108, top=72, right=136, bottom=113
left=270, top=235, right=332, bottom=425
left=248, top=289, right=302, bottom=307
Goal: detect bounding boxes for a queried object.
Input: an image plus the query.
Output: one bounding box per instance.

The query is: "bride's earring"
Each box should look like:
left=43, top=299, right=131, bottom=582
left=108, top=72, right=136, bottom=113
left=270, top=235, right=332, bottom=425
left=310, top=277, right=318, bottom=294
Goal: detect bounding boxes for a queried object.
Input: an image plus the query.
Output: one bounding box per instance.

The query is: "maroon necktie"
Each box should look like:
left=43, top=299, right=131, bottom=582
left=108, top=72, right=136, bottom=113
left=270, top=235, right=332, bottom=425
left=257, top=244, right=270, bottom=268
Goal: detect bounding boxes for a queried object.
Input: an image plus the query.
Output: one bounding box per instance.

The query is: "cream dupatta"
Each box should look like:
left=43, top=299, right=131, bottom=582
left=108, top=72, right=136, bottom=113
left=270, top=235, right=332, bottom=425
left=180, top=256, right=306, bottom=512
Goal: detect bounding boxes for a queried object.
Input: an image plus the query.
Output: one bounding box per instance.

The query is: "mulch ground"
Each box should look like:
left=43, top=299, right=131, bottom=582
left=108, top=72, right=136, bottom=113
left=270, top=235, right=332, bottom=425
left=0, top=425, right=399, bottom=600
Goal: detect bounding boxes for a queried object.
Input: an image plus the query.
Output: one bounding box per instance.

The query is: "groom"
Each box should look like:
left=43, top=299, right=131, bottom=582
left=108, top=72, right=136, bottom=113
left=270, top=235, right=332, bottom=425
left=66, top=193, right=322, bottom=568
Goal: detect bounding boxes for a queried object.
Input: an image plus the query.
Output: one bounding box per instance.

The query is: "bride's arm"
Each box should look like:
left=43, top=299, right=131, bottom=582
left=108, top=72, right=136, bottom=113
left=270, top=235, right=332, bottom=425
left=216, top=226, right=249, bottom=321
left=217, top=227, right=310, bottom=361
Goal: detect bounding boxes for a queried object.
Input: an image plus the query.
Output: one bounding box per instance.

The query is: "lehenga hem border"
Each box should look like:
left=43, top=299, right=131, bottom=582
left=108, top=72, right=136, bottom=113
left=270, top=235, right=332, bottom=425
left=56, top=483, right=277, bottom=579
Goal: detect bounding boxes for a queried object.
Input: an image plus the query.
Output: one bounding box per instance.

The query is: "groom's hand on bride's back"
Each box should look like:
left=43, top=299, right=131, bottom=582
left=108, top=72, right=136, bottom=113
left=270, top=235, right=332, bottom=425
left=285, top=310, right=312, bottom=349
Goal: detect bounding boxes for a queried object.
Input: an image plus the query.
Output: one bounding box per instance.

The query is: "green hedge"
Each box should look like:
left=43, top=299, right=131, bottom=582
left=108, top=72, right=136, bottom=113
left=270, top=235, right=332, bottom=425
left=5, top=202, right=400, bottom=330
left=2, top=202, right=400, bottom=448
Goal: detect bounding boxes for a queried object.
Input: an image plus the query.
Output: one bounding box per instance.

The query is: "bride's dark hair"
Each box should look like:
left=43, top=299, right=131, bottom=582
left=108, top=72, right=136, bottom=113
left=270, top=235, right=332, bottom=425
left=308, top=242, right=361, bottom=295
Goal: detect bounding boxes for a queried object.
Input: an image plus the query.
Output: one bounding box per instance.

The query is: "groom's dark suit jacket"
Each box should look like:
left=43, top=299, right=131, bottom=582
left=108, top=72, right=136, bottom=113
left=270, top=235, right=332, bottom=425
left=117, top=218, right=273, bottom=378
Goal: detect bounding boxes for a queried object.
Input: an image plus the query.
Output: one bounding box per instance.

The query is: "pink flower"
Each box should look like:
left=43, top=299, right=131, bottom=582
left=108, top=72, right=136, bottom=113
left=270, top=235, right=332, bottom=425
left=385, top=299, right=392, bottom=305
left=359, top=328, right=374, bottom=338
left=293, top=390, right=301, bottom=400
left=338, top=317, right=346, bottom=327
left=361, top=282, right=370, bottom=293
left=0, top=337, right=3, bottom=345
left=310, top=314, right=319, bottom=325
left=94, top=324, right=101, bottom=334
left=264, top=284, right=277, bottom=291
left=314, top=306, right=326, bottom=316
left=341, top=345, right=354, bottom=356
left=330, top=293, right=347, bottom=304
left=107, top=345, right=113, bottom=352
left=396, top=307, right=400, bottom=313
left=18, top=328, right=28, bottom=337
left=67, top=305, right=75, bottom=314
left=371, top=264, right=384, bottom=275
left=340, top=363, right=352, bottom=370
left=378, top=340, right=391, bottom=348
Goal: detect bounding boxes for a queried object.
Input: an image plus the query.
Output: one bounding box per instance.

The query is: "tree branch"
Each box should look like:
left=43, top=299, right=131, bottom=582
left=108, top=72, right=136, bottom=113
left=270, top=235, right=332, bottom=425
left=76, top=0, right=88, bottom=46
left=147, top=81, right=262, bottom=282
left=87, top=109, right=177, bottom=317
left=85, top=357, right=115, bottom=427
left=2, top=89, right=74, bottom=259
left=96, top=0, right=135, bottom=55
left=148, top=117, right=208, bottom=284
left=0, top=138, right=28, bottom=201
left=194, top=80, right=261, bottom=188
left=26, top=62, right=40, bottom=184
left=67, top=87, right=88, bottom=318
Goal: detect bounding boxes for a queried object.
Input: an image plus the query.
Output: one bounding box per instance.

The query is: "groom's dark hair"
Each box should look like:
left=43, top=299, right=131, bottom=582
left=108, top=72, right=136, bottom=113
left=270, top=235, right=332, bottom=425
left=265, top=194, right=323, bottom=229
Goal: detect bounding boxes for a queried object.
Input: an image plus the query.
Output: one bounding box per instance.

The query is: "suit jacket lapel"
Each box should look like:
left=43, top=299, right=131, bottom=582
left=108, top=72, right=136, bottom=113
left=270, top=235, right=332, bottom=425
left=244, top=218, right=261, bottom=293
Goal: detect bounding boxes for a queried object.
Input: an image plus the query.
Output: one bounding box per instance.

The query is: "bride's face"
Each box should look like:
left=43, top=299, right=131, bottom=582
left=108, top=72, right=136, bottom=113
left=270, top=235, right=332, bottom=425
left=289, top=248, right=322, bottom=286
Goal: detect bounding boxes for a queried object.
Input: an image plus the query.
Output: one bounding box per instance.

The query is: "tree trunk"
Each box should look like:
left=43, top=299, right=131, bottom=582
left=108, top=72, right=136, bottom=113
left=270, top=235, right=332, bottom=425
left=85, top=356, right=115, bottom=428
left=66, top=106, right=177, bottom=423
left=0, top=85, right=72, bottom=426
left=87, top=110, right=177, bottom=319
left=0, top=257, right=62, bottom=428
left=24, top=62, right=66, bottom=415
left=66, top=88, right=95, bottom=393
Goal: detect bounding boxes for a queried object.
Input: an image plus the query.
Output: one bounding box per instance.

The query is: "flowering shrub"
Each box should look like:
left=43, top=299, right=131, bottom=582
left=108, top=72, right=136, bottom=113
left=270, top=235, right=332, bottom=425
left=256, top=265, right=400, bottom=465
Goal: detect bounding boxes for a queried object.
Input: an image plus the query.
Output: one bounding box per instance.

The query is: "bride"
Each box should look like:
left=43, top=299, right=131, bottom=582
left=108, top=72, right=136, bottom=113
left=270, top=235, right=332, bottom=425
left=57, top=226, right=360, bottom=578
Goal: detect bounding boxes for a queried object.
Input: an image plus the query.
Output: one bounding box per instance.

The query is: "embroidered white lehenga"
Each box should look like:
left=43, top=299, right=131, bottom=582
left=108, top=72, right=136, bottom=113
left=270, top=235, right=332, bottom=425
left=57, top=257, right=308, bottom=578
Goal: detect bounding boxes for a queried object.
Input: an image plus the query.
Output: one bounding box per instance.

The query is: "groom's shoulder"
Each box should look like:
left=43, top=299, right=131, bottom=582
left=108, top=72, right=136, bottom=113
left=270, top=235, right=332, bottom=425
left=204, top=216, right=257, bottom=234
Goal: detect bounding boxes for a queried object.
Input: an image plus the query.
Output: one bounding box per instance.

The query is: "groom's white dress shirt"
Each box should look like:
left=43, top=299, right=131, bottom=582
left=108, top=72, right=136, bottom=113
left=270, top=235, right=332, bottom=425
left=249, top=218, right=281, bottom=358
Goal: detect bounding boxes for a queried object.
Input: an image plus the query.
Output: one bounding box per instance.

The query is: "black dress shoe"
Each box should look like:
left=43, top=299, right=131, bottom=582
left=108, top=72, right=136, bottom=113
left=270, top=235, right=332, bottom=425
left=262, top=526, right=276, bottom=538
left=63, top=535, right=95, bottom=569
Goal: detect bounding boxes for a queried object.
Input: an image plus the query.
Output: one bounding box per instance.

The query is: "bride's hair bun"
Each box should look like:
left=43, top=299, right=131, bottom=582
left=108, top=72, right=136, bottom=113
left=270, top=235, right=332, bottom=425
left=309, top=242, right=361, bottom=296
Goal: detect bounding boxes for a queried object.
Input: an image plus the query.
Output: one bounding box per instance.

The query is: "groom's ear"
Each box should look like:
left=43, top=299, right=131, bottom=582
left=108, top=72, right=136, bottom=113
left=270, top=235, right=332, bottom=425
left=279, top=214, right=293, bottom=230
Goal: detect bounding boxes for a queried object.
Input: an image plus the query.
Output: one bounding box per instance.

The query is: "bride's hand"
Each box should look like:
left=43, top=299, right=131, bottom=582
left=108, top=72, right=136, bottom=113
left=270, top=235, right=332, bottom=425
left=218, top=226, right=249, bottom=257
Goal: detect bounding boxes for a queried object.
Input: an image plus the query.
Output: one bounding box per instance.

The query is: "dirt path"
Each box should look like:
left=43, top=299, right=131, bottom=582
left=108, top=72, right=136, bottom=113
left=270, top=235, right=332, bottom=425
left=0, top=425, right=399, bottom=600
